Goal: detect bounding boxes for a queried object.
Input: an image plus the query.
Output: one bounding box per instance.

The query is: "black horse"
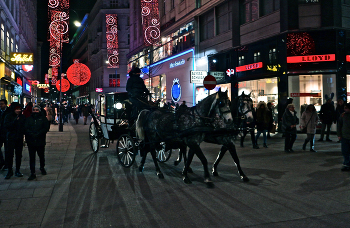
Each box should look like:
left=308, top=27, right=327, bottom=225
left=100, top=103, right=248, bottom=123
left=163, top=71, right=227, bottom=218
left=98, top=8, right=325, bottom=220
left=173, top=92, right=252, bottom=182
left=136, top=89, right=233, bottom=187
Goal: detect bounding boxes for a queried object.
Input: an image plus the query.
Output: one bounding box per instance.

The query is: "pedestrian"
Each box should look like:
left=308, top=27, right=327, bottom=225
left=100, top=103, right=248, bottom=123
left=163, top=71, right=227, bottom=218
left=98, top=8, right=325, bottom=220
left=255, top=101, right=270, bottom=148
left=3, top=102, right=25, bottom=179
left=0, top=99, right=11, bottom=170
left=281, top=98, right=293, bottom=137
left=282, top=104, right=299, bottom=152
left=337, top=102, right=350, bottom=171
left=73, top=105, right=80, bottom=124
left=240, top=108, right=257, bottom=149
left=300, top=104, right=318, bottom=152
left=24, top=105, right=50, bottom=180
left=82, top=103, right=90, bottom=125
left=336, top=98, right=345, bottom=143
left=44, top=104, right=54, bottom=130
left=266, top=102, right=274, bottom=139
left=318, top=97, right=336, bottom=142
left=23, top=102, right=33, bottom=118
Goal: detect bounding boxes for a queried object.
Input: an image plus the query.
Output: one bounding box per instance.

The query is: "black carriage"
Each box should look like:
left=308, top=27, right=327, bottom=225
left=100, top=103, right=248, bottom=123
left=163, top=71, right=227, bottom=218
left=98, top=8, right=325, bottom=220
left=88, top=92, right=174, bottom=167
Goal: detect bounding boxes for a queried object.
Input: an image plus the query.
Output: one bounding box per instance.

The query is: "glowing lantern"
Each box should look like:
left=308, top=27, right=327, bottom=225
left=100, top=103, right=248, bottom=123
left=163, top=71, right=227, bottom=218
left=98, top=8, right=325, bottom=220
left=66, top=59, right=91, bottom=85
left=56, top=78, right=70, bottom=92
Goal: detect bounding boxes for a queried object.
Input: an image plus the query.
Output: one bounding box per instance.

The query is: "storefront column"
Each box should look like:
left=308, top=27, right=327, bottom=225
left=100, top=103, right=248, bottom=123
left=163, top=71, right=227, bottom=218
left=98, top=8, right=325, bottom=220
left=277, top=72, right=288, bottom=124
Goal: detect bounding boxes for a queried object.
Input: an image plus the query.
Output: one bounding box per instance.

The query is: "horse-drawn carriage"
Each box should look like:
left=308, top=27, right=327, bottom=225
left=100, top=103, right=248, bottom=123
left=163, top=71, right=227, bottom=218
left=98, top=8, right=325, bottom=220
left=89, top=92, right=174, bottom=167
left=89, top=90, right=252, bottom=186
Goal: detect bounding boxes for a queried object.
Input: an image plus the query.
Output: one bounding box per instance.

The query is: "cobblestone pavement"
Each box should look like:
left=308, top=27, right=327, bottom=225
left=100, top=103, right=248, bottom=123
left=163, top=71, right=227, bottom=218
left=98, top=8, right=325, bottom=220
left=0, top=116, right=349, bottom=228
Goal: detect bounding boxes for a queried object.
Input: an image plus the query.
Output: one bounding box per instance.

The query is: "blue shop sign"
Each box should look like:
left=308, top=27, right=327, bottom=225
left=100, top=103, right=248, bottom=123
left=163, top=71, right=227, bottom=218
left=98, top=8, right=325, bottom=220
left=171, top=78, right=181, bottom=102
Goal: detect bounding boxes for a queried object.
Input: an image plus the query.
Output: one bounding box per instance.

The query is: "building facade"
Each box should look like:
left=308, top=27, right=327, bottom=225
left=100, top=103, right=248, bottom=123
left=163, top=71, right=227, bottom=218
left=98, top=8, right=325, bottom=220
left=0, top=0, right=38, bottom=105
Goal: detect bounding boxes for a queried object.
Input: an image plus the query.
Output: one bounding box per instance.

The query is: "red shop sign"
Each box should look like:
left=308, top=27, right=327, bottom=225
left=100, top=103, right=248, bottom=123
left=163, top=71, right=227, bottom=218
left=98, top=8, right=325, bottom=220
left=236, top=62, right=263, bottom=72
left=290, top=93, right=321, bottom=97
left=346, top=55, right=350, bottom=62
left=287, top=54, right=335, bottom=63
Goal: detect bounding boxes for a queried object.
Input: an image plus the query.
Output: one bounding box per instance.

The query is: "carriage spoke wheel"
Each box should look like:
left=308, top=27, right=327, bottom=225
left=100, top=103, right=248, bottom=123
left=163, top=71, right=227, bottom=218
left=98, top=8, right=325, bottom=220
left=156, top=142, right=172, bottom=163
left=89, top=122, right=100, bottom=153
left=116, top=134, right=136, bottom=167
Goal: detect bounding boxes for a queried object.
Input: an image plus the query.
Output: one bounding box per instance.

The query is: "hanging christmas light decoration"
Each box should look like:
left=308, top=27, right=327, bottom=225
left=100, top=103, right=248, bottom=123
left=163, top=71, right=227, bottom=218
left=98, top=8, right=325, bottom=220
left=51, top=67, right=58, bottom=85
left=56, top=78, right=70, bottom=92
left=66, top=59, right=91, bottom=85
left=106, top=14, right=119, bottom=68
left=287, top=32, right=315, bottom=56
left=141, top=0, right=160, bottom=46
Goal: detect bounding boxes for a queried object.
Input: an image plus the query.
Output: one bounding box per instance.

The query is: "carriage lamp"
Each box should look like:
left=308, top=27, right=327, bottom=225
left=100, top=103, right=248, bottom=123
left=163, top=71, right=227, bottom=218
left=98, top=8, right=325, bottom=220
left=114, top=102, right=123, bottom=109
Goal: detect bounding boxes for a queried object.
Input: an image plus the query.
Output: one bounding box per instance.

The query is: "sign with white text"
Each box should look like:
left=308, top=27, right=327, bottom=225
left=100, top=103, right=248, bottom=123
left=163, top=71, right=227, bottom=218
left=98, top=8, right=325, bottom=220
left=190, top=70, right=207, bottom=84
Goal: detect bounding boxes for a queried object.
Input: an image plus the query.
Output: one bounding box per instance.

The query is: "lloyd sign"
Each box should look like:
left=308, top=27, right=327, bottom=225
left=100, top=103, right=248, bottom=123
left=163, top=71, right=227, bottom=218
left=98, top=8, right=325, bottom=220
left=190, top=70, right=207, bottom=84
left=287, top=54, right=335, bottom=63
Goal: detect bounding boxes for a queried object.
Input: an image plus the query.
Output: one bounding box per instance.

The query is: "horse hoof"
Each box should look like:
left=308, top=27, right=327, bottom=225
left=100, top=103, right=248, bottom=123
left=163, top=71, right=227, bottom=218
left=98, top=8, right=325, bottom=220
left=204, top=178, right=214, bottom=188
left=174, top=160, right=180, bottom=166
left=183, top=176, right=192, bottom=184
left=188, top=167, right=193, bottom=173
left=139, top=166, right=144, bottom=172
left=241, top=176, right=249, bottom=182
left=157, top=172, right=164, bottom=179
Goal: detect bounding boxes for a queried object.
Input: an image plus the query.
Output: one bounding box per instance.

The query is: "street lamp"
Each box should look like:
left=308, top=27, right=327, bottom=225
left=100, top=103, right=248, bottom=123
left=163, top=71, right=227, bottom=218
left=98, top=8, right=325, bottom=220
left=74, top=20, right=81, bottom=27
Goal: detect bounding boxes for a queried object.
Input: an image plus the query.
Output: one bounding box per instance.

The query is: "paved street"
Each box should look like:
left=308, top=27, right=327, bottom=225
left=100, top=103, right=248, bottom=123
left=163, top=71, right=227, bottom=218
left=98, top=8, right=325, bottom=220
left=0, top=116, right=349, bottom=228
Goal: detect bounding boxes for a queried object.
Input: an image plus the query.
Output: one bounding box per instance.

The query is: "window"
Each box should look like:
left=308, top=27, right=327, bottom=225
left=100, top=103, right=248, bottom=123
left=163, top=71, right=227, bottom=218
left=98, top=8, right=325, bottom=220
left=171, top=0, right=175, bottom=9
left=163, top=0, right=166, bottom=16
left=343, top=0, right=350, bottom=4
left=15, top=44, right=18, bottom=52
left=239, top=55, right=245, bottom=66
left=269, top=48, right=277, bottom=64
left=109, top=74, right=120, bottom=87
left=6, top=32, right=10, bottom=54
left=254, top=51, right=261, bottom=62
left=110, top=0, right=118, bottom=8
left=0, top=24, right=4, bottom=51
left=10, top=38, right=13, bottom=52
left=260, top=0, right=280, bottom=16
left=216, top=2, right=232, bottom=35
left=200, top=10, right=214, bottom=41
left=241, top=0, right=259, bottom=24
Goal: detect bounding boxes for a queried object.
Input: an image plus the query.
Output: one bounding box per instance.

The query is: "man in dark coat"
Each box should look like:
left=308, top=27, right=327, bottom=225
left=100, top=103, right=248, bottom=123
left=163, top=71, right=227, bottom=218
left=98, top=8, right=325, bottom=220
left=4, top=102, right=25, bottom=179
left=318, top=98, right=336, bottom=141
left=0, top=99, right=11, bottom=170
left=24, top=105, right=50, bottom=180
left=126, top=67, right=150, bottom=125
left=282, top=104, right=299, bottom=152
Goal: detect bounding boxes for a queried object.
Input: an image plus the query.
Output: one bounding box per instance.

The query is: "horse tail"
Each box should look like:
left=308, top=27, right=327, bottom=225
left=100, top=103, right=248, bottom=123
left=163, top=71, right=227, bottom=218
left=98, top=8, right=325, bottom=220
left=136, top=109, right=150, bottom=140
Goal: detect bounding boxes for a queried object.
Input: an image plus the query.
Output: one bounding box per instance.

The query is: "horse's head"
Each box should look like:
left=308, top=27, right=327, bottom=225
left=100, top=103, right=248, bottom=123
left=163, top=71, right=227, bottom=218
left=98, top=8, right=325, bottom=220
left=209, top=88, right=233, bottom=124
left=237, top=92, right=254, bottom=122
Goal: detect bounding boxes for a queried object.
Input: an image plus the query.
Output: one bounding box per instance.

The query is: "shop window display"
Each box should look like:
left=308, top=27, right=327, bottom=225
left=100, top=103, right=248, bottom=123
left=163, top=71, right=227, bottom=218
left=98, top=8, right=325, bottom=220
left=144, top=75, right=166, bottom=105
left=288, top=74, right=337, bottom=131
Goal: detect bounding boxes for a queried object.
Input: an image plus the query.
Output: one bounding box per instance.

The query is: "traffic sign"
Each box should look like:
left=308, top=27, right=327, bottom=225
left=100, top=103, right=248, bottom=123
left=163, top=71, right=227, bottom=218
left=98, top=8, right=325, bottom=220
left=203, top=75, right=216, bottom=90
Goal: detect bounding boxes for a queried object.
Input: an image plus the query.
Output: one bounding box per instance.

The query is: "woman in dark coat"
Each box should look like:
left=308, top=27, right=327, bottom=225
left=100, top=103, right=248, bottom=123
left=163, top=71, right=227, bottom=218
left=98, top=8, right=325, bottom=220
left=4, top=102, right=25, bottom=179
left=282, top=104, right=299, bottom=152
left=300, top=104, right=318, bottom=152
left=255, top=101, right=270, bottom=148
left=24, top=105, right=50, bottom=180
left=73, top=105, right=80, bottom=124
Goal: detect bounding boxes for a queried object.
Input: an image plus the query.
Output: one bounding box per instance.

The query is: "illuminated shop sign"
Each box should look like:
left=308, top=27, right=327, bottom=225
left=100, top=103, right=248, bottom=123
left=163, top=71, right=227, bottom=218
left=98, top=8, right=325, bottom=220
left=10, top=52, right=34, bottom=65
left=25, top=83, right=31, bottom=92
left=190, top=70, right=207, bottom=84
left=346, top=55, right=350, bottom=62
left=236, top=62, right=263, bottom=72
left=14, top=85, right=22, bottom=95
left=171, top=78, right=181, bottom=102
left=287, top=54, right=335, bottom=63
left=169, top=59, right=185, bottom=68
left=267, top=64, right=281, bottom=72
left=16, top=77, right=23, bottom=86
left=96, top=88, right=103, bottom=92
left=37, top=84, right=50, bottom=88
left=290, top=93, right=321, bottom=97
left=226, top=69, right=235, bottom=76
left=22, top=65, right=33, bottom=72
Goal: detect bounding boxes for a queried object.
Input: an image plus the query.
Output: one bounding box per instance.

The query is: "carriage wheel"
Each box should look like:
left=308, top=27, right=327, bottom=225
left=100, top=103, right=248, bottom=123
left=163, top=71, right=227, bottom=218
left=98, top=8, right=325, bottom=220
left=156, top=142, right=173, bottom=163
left=89, top=122, right=100, bottom=153
left=116, top=134, right=136, bottom=167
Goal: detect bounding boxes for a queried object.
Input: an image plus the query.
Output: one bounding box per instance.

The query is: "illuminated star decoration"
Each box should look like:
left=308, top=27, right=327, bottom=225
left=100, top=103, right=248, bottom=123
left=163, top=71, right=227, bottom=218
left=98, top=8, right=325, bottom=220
left=106, top=14, right=119, bottom=68
left=141, top=0, right=161, bottom=46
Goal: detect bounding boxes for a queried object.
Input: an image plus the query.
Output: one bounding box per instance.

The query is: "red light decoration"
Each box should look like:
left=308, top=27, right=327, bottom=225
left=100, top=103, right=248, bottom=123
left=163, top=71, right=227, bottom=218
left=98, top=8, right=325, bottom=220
left=287, top=32, right=315, bottom=56
left=66, top=59, right=91, bottom=85
left=56, top=78, right=70, bottom=92
left=45, top=74, right=49, bottom=84
left=51, top=67, right=58, bottom=85
left=22, top=65, right=33, bottom=72
left=106, top=14, right=119, bottom=68
left=141, top=0, right=160, bottom=46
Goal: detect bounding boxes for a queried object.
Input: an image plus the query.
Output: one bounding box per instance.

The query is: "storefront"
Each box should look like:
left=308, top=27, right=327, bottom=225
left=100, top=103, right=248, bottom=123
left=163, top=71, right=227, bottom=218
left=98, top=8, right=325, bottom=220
left=140, top=48, right=195, bottom=106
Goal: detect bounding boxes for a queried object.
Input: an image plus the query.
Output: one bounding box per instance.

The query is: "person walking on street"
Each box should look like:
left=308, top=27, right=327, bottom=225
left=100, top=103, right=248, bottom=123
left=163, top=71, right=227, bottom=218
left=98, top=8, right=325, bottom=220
left=282, top=104, right=299, bottom=152
left=300, top=104, right=319, bottom=152
left=0, top=99, right=11, bottom=170
left=318, top=98, right=336, bottom=141
left=82, top=103, right=90, bottom=125
left=336, top=99, right=345, bottom=143
left=3, top=102, right=25, bottom=179
left=45, top=104, right=53, bottom=129
left=337, top=103, right=350, bottom=171
left=267, top=102, right=274, bottom=138
left=255, top=101, right=270, bottom=148
left=24, top=105, right=50, bottom=180
left=73, top=105, right=80, bottom=124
